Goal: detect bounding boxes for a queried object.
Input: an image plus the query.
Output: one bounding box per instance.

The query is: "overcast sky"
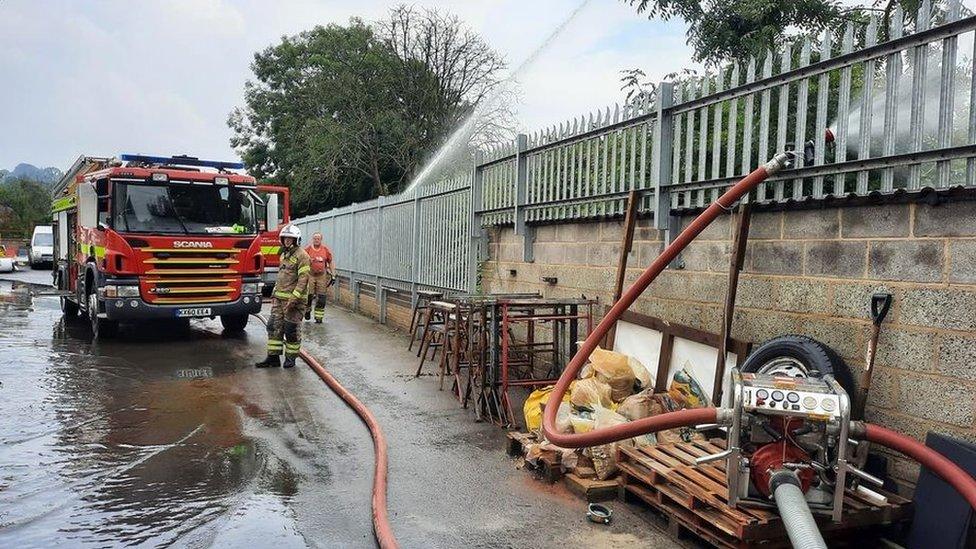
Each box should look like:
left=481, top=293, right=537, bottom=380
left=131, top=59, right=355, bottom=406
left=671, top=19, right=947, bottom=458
left=0, top=0, right=699, bottom=170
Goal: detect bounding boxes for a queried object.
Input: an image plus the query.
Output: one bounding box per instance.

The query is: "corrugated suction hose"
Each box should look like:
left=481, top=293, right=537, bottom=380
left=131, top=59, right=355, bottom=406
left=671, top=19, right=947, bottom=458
left=770, top=471, right=827, bottom=549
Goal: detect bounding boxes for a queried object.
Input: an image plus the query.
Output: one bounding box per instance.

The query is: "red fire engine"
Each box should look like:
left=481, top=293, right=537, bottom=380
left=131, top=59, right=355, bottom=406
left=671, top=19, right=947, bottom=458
left=51, top=154, right=273, bottom=338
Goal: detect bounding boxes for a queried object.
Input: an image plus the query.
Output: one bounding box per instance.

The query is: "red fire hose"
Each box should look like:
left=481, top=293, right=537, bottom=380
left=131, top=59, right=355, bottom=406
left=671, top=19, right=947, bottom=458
left=298, top=348, right=399, bottom=549
left=256, top=315, right=399, bottom=549
left=864, top=423, right=976, bottom=510
left=542, top=156, right=787, bottom=448
left=540, top=151, right=976, bottom=512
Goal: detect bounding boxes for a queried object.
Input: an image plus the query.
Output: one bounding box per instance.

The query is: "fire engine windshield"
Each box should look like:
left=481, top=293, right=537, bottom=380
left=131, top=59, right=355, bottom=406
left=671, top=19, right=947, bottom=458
left=113, top=182, right=258, bottom=235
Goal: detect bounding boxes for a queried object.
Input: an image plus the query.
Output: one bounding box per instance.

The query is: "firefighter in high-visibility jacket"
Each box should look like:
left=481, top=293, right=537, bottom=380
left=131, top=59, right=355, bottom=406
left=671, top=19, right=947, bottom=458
left=304, top=232, right=335, bottom=324
left=256, top=224, right=311, bottom=368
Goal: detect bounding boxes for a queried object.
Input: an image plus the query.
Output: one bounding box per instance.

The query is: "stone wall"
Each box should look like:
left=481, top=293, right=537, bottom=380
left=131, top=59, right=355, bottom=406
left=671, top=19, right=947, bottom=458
left=481, top=199, right=976, bottom=492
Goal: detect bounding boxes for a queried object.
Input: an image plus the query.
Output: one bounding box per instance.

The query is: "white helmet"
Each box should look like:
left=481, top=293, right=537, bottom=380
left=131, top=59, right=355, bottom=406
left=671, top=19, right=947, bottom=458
left=280, top=223, right=301, bottom=244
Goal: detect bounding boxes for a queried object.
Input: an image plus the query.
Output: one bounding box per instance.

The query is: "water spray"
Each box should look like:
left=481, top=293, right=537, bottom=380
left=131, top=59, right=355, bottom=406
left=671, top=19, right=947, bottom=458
left=404, top=0, right=593, bottom=194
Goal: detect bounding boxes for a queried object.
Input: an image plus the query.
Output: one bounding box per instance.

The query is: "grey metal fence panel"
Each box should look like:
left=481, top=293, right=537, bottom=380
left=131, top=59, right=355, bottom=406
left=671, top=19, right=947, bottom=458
left=380, top=200, right=414, bottom=284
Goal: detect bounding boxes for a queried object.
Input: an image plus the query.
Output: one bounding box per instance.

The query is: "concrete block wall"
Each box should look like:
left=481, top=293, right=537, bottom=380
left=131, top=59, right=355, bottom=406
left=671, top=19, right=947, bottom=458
left=333, top=280, right=413, bottom=332
left=482, top=199, right=976, bottom=493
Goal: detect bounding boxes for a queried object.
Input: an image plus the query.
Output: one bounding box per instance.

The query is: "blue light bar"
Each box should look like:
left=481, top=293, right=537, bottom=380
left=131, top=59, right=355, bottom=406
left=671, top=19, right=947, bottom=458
left=120, top=154, right=244, bottom=171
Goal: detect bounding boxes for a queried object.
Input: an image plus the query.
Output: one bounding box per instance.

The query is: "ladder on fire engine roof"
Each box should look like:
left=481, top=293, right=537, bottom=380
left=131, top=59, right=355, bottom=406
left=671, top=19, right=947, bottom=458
left=51, top=155, right=115, bottom=198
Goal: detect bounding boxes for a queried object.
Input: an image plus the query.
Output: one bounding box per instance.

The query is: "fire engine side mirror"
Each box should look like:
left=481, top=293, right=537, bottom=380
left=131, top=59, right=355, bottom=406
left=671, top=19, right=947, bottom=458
left=266, top=193, right=280, bottom=229
left=95, top=179, right=109, bottom=196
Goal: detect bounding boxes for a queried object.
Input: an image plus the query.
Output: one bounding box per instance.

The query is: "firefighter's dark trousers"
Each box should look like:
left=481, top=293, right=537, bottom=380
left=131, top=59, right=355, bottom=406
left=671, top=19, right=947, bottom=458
left=267, top=297, right=304, bottom=357
left=306, top=273, right=329, bottom=322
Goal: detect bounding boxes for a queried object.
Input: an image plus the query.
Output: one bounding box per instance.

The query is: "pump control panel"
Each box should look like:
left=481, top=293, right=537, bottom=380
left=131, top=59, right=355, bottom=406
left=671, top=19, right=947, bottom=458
left=740, top=373, right=841, bottom=420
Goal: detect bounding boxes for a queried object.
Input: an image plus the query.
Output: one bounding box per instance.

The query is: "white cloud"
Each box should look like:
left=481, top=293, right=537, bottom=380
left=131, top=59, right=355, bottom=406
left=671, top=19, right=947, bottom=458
left=0, top=0, right=692, bottom=169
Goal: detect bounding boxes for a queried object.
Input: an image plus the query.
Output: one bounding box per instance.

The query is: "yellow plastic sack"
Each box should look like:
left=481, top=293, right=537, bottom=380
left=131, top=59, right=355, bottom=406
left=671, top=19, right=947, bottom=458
left=569, top=414, right=595, bottom=433
left=590, top=347, right=636, bottom=402
left=523, top=385, right=571, bottom=432
left=569, top=377, right=613, bottom=410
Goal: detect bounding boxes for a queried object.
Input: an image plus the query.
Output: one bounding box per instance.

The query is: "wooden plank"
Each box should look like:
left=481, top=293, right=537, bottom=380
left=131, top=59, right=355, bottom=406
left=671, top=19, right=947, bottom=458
left=564, top=473, right=619, bottom=502
left=715, top=202, right=752, bottom=405
left=604, top=189, right=639, bottom=350
left=655, top=333, right=675, bottom=393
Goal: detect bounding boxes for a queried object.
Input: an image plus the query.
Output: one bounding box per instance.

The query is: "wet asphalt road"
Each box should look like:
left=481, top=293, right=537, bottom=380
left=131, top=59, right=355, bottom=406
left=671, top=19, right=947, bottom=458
left=0, top=269, right=680, bottom=548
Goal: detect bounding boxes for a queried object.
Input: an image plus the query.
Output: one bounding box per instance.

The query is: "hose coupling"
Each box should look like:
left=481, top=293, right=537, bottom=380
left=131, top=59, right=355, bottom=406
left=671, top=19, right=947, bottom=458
left=763, top=152, right=794, bottom=175
left=769, top=469, right=802, bottom=494
left=715, top=407, right=735, bottom=426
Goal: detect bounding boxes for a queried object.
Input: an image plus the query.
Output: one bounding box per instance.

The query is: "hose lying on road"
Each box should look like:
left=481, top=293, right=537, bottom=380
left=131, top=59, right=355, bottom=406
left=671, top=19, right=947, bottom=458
left=540, top=152, right=976, bottom=513
left=255, top=314, right=399, bottom=549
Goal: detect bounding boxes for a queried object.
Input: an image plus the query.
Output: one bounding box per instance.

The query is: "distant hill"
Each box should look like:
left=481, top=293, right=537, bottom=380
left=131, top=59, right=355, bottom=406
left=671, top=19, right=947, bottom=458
left=1, top=163, right=63, bottom=188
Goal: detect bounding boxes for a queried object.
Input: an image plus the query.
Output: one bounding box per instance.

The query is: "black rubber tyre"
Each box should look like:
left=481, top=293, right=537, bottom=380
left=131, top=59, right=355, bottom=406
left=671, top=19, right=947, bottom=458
left=740, top=335, right=855, bottom=394
left=61, top=296, right=80, bottom=318
left=220, top=314, right=249, bottom=333
left=87, top=291, right=118, bottom=339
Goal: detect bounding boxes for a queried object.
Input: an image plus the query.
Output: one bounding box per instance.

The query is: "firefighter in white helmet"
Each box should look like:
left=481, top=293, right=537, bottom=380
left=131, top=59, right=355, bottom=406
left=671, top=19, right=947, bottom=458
left=256, top=223, right=311, bottom=368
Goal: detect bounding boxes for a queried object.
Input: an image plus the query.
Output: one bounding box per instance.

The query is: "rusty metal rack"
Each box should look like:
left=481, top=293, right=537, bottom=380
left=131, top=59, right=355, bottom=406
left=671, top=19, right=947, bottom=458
left=476, top=297, right=594, bottom=427
left=409, top=293, right=595, bottom=427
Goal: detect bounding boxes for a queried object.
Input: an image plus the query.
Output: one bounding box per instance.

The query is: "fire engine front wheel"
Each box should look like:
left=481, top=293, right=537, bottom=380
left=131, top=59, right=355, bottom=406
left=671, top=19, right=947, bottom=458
left=88, top=292, right=118, bottom=339
left=220, top=314, right=249, bottom=333
left=61, top=296, right=79, bottom=318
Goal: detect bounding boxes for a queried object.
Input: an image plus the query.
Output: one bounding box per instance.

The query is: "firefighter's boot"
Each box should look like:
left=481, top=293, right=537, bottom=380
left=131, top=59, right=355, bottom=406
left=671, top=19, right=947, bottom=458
left=255, top=354, right=281, bottom=368
left=283, top=356, right=297, bottom=368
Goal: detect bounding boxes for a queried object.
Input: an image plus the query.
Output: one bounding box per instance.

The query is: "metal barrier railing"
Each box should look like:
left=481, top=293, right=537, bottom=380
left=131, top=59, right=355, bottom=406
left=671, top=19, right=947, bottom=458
left=294, top=0, right=976, bottom=312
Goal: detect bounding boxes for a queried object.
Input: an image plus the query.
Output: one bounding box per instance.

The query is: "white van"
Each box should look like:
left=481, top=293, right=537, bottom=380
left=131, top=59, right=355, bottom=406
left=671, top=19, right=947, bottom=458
left=29, top=225, right=54, bottom=269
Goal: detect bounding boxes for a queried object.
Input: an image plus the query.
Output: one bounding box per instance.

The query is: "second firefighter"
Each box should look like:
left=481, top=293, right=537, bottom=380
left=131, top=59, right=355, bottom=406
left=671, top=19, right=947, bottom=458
left=256, top=223, right=310, bottom=368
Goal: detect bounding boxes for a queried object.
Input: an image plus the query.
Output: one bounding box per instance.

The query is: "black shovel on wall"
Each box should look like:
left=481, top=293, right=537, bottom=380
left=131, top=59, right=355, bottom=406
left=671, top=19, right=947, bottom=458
left=852, top=292, right=893, bottom=421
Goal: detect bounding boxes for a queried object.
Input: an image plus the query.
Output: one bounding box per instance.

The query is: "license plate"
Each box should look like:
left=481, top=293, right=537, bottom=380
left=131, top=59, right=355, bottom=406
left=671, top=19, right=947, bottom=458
left=175, top=307, right=212, bottom=318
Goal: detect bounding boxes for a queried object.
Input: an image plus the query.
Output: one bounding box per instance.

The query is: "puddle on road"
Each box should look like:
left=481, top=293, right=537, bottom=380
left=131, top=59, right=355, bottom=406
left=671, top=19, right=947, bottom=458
left=0, top=280, right=309, bottom=547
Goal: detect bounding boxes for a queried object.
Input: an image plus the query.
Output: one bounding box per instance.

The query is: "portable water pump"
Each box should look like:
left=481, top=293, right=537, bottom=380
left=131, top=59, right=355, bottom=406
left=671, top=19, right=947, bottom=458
left=722, top=372, right=869, bottom=516
left=692, top=370, right=885, bottom=548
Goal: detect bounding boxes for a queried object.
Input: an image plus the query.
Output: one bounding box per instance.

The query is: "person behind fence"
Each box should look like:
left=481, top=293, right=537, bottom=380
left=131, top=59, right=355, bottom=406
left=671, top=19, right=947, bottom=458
left=304, top=232, right=335, bottom=324
left=256, top=223, right=310, bottom=369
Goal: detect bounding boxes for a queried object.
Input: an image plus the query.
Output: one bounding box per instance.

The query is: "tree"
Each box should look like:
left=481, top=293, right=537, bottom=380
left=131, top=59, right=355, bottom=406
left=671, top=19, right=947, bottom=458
left=0, top=179, right=51, bottom=238
left=625, top=1, right=962, bottom=67
left=229, top=7, right=508, bottom=216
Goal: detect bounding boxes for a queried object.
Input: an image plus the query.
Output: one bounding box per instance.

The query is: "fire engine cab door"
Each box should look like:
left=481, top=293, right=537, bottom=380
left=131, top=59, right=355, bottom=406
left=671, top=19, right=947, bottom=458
left=78, top=183, right=98, bottom=229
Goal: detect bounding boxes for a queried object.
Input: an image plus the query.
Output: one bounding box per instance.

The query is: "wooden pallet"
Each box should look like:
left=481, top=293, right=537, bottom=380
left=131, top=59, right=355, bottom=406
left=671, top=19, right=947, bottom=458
left=618, top=440, right=913, bottom=549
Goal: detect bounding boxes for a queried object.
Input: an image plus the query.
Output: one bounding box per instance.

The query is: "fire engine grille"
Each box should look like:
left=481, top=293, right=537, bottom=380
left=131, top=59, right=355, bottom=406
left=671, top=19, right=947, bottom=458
left=138, top=248, right=242, bottom=304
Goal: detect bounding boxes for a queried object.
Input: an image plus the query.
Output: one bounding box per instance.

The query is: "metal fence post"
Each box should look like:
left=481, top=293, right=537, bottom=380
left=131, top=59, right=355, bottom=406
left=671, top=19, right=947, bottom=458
left=376, top=199, right=386, bottom=323
left=652, top=82, right=680, bottom=245
left=513, top=133, right=534, bottom=262
left=410, top=190, right=421, bottom=308
left=468, top=152, right=484, bottom=293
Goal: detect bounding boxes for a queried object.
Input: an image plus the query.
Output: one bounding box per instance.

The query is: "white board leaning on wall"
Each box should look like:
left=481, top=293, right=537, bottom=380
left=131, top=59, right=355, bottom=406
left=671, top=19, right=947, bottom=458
left=612, top=319, right=739, bottom=408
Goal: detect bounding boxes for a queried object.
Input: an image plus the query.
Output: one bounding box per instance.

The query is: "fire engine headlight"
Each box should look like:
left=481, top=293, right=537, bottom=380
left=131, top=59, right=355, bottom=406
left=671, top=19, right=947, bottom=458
left=104, top=285, right=140, bottom=298
left=241, top=283, right=259, bottom=295
left=117, top=286, right=140, bottom=298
